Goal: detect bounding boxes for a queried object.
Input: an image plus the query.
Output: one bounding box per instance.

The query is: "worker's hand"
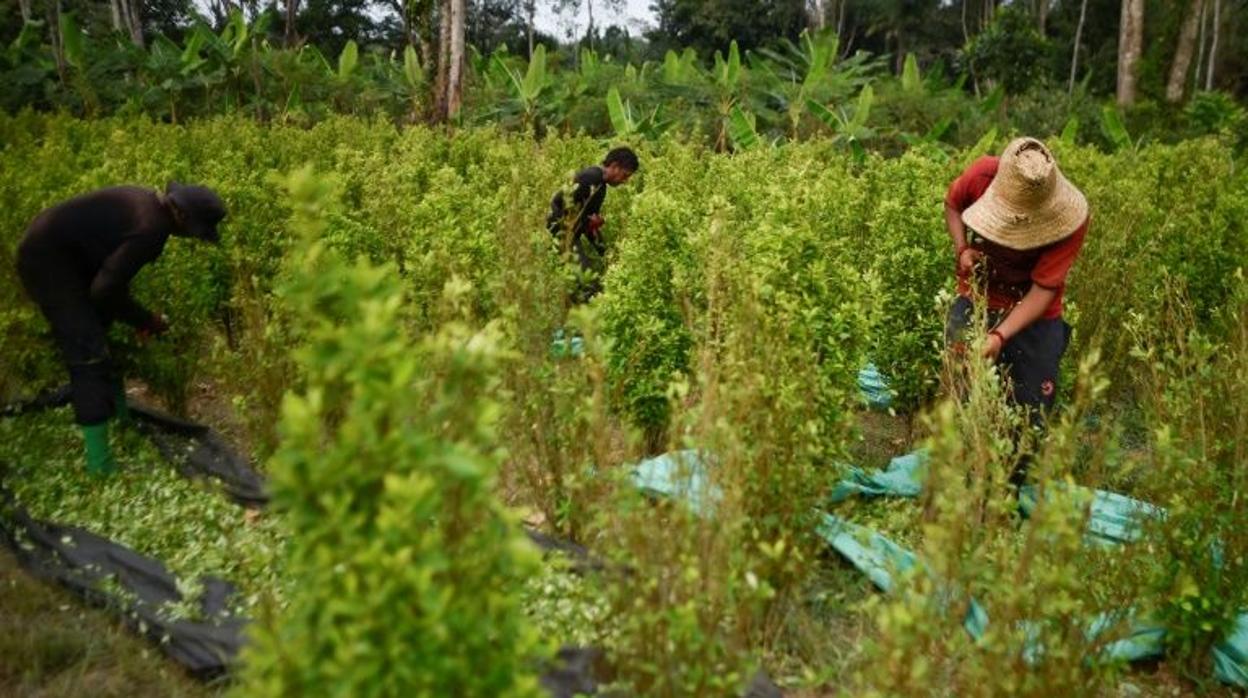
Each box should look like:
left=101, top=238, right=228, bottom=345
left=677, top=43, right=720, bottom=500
left=588, top=213, right=604, bottom=233
left=958, top=247, right=983, bottom=275
left=981, top=331, right=1004, bottom=360
left=136, top=313, right=169, bottom=345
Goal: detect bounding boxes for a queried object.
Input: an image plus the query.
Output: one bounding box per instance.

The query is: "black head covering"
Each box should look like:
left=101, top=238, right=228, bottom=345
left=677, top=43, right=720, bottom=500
left=165, top=183, right=227, bottom=243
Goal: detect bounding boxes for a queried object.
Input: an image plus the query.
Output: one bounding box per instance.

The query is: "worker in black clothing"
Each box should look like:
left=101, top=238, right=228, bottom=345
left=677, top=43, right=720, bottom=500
left=15, top=183, right=227, bottom=476
left=547, top=147, right=639, bottom=303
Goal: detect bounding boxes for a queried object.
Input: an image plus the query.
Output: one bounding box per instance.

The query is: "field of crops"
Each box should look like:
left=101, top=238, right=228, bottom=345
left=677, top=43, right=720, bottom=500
left=1, top=113, right=1246, bottom=696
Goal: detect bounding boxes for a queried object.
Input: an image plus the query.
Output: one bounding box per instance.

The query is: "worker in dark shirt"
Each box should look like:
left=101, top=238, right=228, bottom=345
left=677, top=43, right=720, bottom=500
left=944, top=137, right=1088, bottom=487
left=547, top=147, right=639, bottom=303
left=15, top=183, right=227, bottom=476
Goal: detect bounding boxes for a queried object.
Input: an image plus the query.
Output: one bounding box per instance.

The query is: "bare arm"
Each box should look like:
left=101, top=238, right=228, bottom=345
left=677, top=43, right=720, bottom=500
left=994, top=285, right=1058, bottom=341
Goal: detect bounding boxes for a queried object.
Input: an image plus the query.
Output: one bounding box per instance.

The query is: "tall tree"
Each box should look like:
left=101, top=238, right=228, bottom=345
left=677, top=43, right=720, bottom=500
left=285, top=0, right=300, bottom=45
left=434, top=0, right=450, bottom=120
left=1068, top=0, right=1089, bottom=94
left=447, top=0, right=465, bottom=118
left=525, top=0, right=535, bottom=55
left=19, top=0, right=33, bottom=23
left=649, top=0, right=806, bottom=56
left=1116, top=0, right=1143, bottom=105
left=1166, top=0, right=1204, bottom=102
left=1205, top=0, right=1220, bottom=90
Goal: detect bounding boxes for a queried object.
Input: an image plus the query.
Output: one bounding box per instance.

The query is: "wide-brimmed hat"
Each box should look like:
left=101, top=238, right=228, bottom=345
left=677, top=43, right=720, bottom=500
left=166, top=182, right=227, bottom=243
left=962, top=137, right=1088, bottom=251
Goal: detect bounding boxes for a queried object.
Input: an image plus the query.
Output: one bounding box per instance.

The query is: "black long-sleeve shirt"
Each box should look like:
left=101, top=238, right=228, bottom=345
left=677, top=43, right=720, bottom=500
left=17, top=186, right=174, bottom=328
left=547, top=166, right=608, bottom=247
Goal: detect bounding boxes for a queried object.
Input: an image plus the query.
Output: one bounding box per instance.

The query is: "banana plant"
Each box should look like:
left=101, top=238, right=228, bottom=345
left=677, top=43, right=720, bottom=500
left=808, top=83, right=875, bottom=161
left=754, top=30, right=878, bottom=140
left=494, top=43, right=548, bottom=129
left=660, top=48, right=698, bottom=86
left=606, top=85, right=667, bottom=140
left=711, top=40, right=745, bottom=151
left=727, top=104, right=760, bottom=150
left=1100, top=105, right=1135, bottom=152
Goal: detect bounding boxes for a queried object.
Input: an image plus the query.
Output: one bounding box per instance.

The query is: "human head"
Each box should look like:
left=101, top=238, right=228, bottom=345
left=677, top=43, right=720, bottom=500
left=165, top=183, right=227, bottom=243
left=602, top=146, right=639, bottom=186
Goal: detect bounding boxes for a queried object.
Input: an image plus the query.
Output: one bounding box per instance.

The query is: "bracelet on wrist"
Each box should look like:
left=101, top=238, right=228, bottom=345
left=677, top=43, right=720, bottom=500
left=988, top=329, right=1006, bottom=344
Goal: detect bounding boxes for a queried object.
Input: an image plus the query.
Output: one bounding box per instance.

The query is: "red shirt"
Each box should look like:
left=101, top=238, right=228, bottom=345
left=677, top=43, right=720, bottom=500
left=945, top=156, right=1088, bottom=320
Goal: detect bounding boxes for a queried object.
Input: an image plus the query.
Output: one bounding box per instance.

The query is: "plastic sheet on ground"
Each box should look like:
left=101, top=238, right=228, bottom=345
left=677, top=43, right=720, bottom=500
left=0, top=481, right=245, bottom=678
left=857, top=363, right=894, bottom=410
left=828, top=449, right=928, bottom=504
left=2, top=390, right=764, bottom=695
left=631, top=446, right=1248, bottom=688
left=631, top=449, right=722, bottom=516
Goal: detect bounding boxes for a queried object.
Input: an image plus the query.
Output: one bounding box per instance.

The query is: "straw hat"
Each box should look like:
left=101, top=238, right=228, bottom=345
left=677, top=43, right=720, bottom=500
left=962, top=137, right=1088, bottom=251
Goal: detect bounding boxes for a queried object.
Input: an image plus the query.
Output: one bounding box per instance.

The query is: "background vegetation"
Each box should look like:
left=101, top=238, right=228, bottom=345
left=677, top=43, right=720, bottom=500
left=2, top=111, right=1245, bottom=693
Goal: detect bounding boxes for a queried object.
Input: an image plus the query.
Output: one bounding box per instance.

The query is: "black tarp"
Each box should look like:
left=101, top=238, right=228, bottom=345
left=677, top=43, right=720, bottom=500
left=0, top=481, right=244, bottom=679
left=1, top=389, right=784, bottom=696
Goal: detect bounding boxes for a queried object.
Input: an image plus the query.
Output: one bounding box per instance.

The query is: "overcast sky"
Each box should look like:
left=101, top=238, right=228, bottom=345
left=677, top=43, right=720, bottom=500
left=534, top=0, right=655, bottom=39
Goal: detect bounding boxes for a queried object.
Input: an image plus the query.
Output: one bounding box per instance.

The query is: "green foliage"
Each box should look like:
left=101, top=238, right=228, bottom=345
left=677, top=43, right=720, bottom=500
left=1127, top=278, right=1248, bottom=672
left=0, top=408, right=286, bottom=620
left=962, top=6, right=1051, bottom=96
left=236, top=167, right=544, bottom=697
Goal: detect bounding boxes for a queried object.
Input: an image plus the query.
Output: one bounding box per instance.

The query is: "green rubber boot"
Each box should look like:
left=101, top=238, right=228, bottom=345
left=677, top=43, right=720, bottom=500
left=81, top=422, right=118, bottom=477
left=114, top=385, right=131, bottom=424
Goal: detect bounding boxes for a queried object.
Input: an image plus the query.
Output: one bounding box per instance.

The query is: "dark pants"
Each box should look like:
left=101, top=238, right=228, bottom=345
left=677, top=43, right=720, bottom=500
left=946, top=296, right=1072, bottom=485
left=17, top=252, right=118, bottom=426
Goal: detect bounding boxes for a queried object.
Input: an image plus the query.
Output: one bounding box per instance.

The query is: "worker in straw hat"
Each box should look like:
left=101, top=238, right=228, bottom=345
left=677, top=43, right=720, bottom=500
left=16, top=183, right=227, bottom=476
left=944, top=137, right=1089, bottom=480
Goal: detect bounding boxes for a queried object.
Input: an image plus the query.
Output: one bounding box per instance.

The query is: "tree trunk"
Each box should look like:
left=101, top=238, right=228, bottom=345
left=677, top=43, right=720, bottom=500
left=446, top=0, right=465, bottom=119
left=1166, top=0, right=1204, bottom=102
left=1037, top=0, right=1048, bottom=36
left=587, top=0, right=594, bottom=50
left=285, top=0, right=299, bottom=46
left=1116, top=0, right=1143, bottom=106
left=110, top=0, right=123, bottom=31
left=127, top=0, right=145, bottom=48
left=1193, top=0, right=1208, bottom=93
left=1205, top=0, right=1220, bottom=90
left=526, top=0, right=535, bottom=57
left=434, top=0, right=451, bottom=121
left=18, top=0, right=32, bottom=23
left=961, top=0, right=970, bottom=44
left=1068, top=0, right=1089, bottom=95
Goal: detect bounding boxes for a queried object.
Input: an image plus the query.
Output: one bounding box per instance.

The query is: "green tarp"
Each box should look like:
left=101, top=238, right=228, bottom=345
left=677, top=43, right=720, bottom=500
left=629, top=447, right=1248, bottom=688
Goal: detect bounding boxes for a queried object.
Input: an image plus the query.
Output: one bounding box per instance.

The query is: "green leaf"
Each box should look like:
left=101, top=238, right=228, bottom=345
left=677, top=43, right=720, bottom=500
left=850, top=84, right=873, bottom=130
left=58, top=12, right=85, bottom=69
left=979, top=85, right=1004, bottom=115
left=1100, top=105, right=1132, bottom=151
left=522, top=44, right=546, bottom=101
left=1060, top=116, right=1079, bottom=146
left=607, top=86, right=633, bottom=137
left=337, top=40, right=359, bottom=80
left=806, top=98, right=840, bottom=131
left=725, top=40, right=741, bottom=88
left=901, top=53, right=921, bottom=93
left=727, top=105, right=758, bottom=150
left=404, top=45, right=423, bottom=89
left=969, top=126, right=999, bottom=160
left=225, top=10, right=249, bottom=57
left=924, top=117, right=953, bottom=142
left=662, top=49, right=682, bottom=84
